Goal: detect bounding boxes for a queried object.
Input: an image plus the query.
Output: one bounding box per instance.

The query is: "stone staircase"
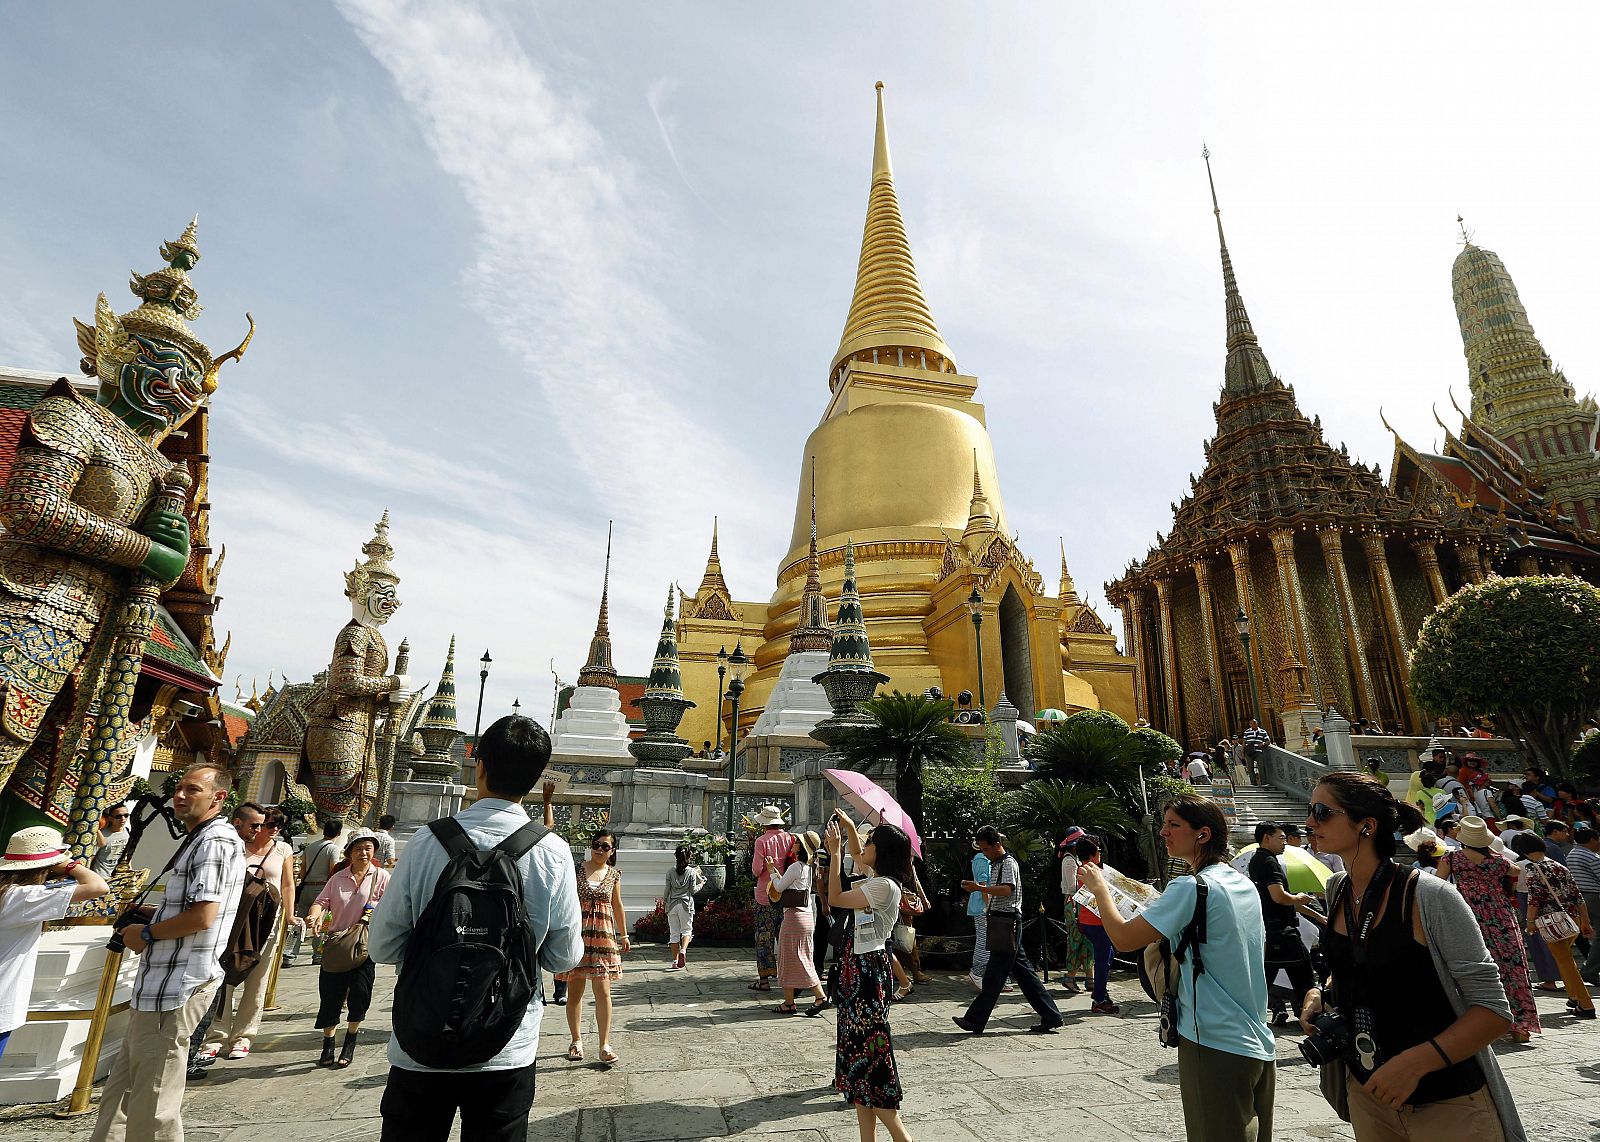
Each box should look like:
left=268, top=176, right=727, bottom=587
left=1228, top=782, right=1312, bottom=829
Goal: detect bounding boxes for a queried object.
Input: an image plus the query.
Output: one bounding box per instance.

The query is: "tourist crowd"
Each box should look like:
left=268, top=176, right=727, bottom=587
left=2, top=730, right=1595, bottom=1142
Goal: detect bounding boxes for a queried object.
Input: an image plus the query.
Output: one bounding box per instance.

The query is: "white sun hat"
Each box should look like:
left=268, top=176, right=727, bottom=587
left=0, top=826, right=72, bottom=872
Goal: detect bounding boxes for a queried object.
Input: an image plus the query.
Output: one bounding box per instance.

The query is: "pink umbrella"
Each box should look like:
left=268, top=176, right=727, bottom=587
left=824, top=769, right=923, bottom=856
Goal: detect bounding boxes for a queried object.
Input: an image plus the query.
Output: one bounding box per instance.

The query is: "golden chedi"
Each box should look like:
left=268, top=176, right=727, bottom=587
left=675, top=85, right=1134, bottom=747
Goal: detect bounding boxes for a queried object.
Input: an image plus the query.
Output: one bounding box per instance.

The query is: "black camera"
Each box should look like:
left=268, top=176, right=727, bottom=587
left=1298, top=1011, right=1355, bottom=1067
left=106, top=904, right=155, bottom=954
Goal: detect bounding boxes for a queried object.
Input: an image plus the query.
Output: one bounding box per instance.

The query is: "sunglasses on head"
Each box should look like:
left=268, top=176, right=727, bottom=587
left=1308, top=802, right=1350, bottom=823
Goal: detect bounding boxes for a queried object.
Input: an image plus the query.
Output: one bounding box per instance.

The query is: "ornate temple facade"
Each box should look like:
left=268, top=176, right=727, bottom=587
left=673, top=86, right=1135, bottom=747
left=1100, top=163, right=1588, bottom=749
left=1450, top=234, right=1600, bottom=532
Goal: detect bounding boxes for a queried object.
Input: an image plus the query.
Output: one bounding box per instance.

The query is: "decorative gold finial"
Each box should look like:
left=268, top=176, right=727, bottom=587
left=875, top=80, right=884, bottom=91
left=1456, top=214, right=1474, bottom=245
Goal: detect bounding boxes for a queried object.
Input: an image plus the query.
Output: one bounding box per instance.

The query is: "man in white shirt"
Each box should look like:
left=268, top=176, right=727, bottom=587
left=1186, top=755, right=1211, bottom=784
left=93, top=763, right=245, bottom=1142
left=372, top=814, right=398, bottom=869
left=370, top=716, right=583, bottom=1141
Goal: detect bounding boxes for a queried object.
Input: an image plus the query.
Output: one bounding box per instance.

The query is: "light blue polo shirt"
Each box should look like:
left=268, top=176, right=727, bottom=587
left=1142, top=863, right=1275, bottom=1062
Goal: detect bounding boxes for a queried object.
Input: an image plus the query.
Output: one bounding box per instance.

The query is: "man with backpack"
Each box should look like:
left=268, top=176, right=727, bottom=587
left=370, top=715, right=583, bottom=1142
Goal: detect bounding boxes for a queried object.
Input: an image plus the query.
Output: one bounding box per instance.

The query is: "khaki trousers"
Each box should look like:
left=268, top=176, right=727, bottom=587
left=204, top=916, right=283, bottom=1051
left=1345, top=1076, right=1504, bottom=1141
left=1543, top=933, right=1596, bottom=1011
left=92, top=981, right=218, bottom=1142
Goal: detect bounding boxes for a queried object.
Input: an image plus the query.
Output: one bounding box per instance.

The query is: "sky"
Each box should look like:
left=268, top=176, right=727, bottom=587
left=3, top=3, right=1599, bottom=724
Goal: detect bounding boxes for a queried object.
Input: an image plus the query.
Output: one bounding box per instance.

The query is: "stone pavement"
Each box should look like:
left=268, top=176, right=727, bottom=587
left=4, top=945, right=1599, bottom=1141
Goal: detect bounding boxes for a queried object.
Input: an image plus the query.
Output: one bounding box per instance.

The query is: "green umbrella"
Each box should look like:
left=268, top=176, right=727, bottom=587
left=1232, top=844, right=1333, bottom=894
left=1035, top=708, right=1070, bottom=723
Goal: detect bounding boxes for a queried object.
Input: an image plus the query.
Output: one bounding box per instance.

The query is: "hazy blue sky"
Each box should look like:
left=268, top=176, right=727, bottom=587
left=3, top=3, right=1598, bottom=719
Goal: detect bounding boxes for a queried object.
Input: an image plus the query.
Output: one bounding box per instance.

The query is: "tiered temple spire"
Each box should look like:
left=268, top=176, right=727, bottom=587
left=642, top=586, right=685, bottom=700
left=420, top=636, right=458, bottom=732
left=790, top=461, right=831, bottom=653
left=830, top=82, right=956, bottom=381
left=963, top=455, right=995, bottom=541
left=1059, top=538, right=1081, bottom=606
left=1204, top=147, right=1279, bottom=397
left=824, top=541, right=875, bottom=672
left=577, top=522, right=619, bottom=689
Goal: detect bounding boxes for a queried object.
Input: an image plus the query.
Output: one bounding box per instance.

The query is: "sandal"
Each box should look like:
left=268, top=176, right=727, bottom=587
left=891, top=986, right=911, bottom=1002
left=335, top=1030, right=359, bottom=1069
left=803, top=1000, right=832, bottom=1017
left=772, top=1002, right=799, bottom=1015
left=599, top=1044, right=619, bottom=1064
left=747, top=980, right=771, bottom=991
left=566, top=1041, right=584, bottom=1061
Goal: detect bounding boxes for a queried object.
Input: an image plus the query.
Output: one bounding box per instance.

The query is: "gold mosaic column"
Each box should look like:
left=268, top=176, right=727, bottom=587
left=1412, top=539, right=1449, bottom=606
left=1456, top=542, right=1485, bottom=585
left=1227, top=540, right=1270, bottom=715
left=1128, top=588, right=1155, bottom=725
left=1269, top=529, right=1322, bottom=706
left=1154, top=577, right=1183, bottom=736
left=1319, top=527, right=1379, bottom=721
left=1193, top=559, right=1227, bottom=736
left=1360, top=533, right=1413, bottom=725
left=1116, top=594, right=1150, bottom=724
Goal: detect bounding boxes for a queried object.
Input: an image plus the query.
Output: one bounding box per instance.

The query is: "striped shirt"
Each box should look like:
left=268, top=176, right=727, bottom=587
left=132, top=815, right=245, bottom=1012
left=1568, top=843, right=1600, bottom=895
left=987, top=853, right=1022, bottom=915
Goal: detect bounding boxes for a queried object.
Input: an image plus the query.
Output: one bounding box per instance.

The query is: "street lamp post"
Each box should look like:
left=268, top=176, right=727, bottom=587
left=474, top=650, right=492, bottom=742
left=723, top=643, right=750, bottom=886
left=1235, top=607, right=1263, bottom=728
left=966, top=586, right=987, bottom=717
left=714, top=646, right=728, bottom=755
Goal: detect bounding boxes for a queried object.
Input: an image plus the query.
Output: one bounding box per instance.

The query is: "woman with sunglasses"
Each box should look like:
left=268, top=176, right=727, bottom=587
left=1081, top=794, right=1274, bottom=1142
left=1302, top=772, right=1524, bottom=1140
left=561, top=827, right=629, bottom=1065
left=90, top=804, right=132, bottom=877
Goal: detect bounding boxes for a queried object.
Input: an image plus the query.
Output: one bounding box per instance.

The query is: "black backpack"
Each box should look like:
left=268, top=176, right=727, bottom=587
left=220, top=861, right=280, bottom=986
left=392, top=816, right=549, bottom=1068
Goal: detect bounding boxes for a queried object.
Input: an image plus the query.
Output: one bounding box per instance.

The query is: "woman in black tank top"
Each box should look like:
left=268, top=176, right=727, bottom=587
left=1321, top=870, right=1484, bottom=1104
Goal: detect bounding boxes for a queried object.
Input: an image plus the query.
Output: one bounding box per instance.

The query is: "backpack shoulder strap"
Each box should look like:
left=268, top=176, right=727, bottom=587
left=1399, top=867, right=1421, bottom=929
left=427, top=816, right=479, bottom=859
left=495, top=821, right=551, bottom=861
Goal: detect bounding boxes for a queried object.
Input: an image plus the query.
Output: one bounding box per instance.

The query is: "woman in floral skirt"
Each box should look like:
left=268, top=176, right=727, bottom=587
left=824, top=810, right=914, bottom=1142
left=562, top=827, right=630, bottom=1064
left=1438, top=817, right=1540, bottom=1042
left=1055, top=829, right=1092, bottom=994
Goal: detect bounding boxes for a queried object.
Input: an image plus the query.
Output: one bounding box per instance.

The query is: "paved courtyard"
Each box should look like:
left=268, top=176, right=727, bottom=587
left=4, top=944, right=1599, bottom=1141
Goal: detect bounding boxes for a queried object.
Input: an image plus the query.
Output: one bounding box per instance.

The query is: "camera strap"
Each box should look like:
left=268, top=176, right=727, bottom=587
left=1338, top=858, right=1396, bottom=967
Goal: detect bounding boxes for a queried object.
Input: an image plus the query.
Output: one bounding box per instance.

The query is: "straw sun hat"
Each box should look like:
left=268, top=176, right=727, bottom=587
left=0, top=826, right=72, bottom=872
left=1454, top=816, right=1494, bottom=850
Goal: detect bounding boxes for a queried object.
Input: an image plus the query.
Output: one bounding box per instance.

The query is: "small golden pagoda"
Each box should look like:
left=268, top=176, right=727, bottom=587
left=674, top=85, right=1134, bottom=747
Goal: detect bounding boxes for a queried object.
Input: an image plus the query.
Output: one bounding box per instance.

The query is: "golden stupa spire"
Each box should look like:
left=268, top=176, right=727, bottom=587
left=830, top=82, right=956, bottom=381
left=1059, top=537, right=1081, bottom=605
left=963, top=451, right=995, bottom=541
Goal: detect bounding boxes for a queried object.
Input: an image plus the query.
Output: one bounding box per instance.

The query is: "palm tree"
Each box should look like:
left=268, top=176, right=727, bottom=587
left=1005, top=779, right=1135, bottom=842
left=835, top=691, right=971, bottom=833
left=1025, top=718, right=1143, bottom=793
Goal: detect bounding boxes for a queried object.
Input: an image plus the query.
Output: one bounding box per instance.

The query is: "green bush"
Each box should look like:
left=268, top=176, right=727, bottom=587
left=1411, top=575, right=1600, bottom=778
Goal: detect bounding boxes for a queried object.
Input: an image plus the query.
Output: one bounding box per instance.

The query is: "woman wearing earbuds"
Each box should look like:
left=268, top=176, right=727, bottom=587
left=1301, top=771, right=1523, bottom=1140
left=1081, top=794, right=1274, bottom=1142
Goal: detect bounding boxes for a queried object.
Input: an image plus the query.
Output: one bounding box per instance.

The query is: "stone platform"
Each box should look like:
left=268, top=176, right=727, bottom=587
left=3, top=946, right=1596, bottom=1140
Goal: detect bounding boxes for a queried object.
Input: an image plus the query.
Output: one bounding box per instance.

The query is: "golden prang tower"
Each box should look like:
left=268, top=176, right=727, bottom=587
left=674, top=85, right=1135, bottom=748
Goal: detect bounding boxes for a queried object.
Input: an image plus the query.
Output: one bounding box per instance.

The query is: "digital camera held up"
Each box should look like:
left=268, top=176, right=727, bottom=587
left=1298, top=1010, right=1379, bottom=1071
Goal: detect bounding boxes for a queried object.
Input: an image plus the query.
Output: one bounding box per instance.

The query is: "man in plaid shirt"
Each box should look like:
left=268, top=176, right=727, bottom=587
left=93, top=762, right=245, bottom=1142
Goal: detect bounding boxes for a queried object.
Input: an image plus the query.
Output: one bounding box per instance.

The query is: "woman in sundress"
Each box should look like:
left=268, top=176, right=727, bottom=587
left=1438, top=817, right=1540, bottom=1042
left=823, top=810, right=913, bottom=1142
left=562, top=827, right=630, bottom=1064
left=769, top=830, right=828, bottom=1015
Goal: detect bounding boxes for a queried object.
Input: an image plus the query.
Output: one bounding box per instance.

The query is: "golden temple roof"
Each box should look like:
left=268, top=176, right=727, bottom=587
left=830, top=83, right=956, bottom=380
